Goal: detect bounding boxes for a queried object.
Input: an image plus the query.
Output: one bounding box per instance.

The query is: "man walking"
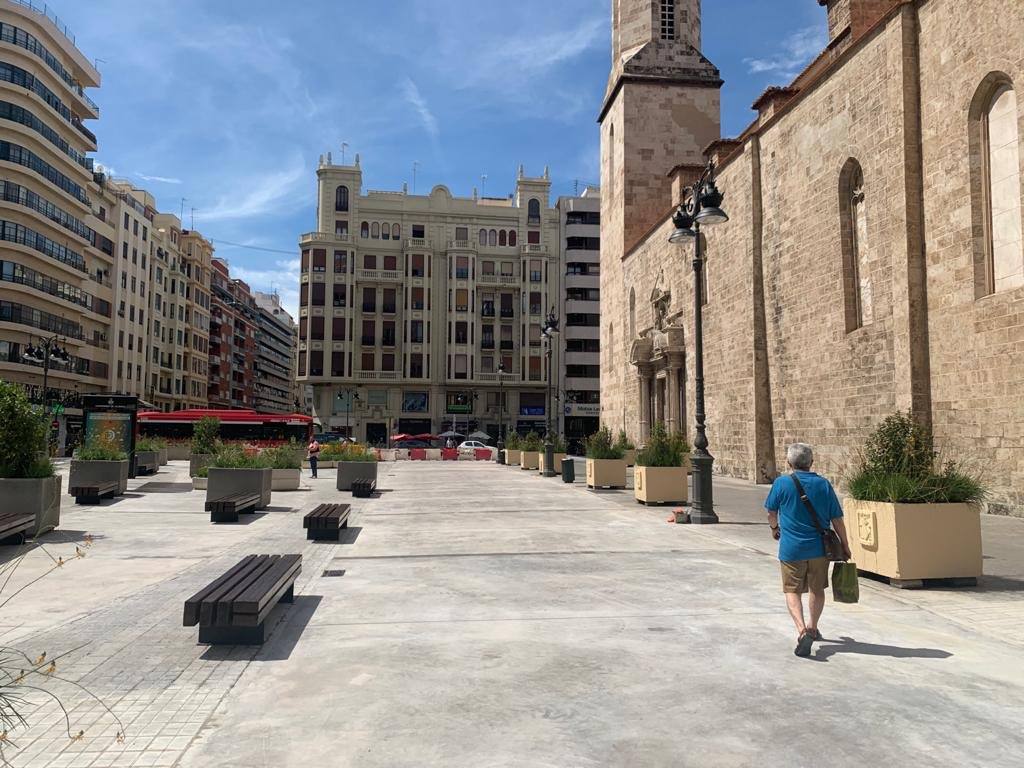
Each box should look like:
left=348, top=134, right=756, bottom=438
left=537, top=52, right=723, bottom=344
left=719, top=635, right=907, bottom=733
left=307, top=437, right=321, bottom=479
left=765, top=443, right=851, bottom=657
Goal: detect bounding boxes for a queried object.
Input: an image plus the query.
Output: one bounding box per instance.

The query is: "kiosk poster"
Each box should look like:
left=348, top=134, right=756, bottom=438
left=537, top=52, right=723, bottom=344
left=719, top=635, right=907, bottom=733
left=85, top=412, right=133, bottom=454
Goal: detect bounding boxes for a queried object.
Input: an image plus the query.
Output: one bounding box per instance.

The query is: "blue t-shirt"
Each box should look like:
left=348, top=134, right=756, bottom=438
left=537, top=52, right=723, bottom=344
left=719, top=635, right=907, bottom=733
left=764, top=471, right=843, bottom=562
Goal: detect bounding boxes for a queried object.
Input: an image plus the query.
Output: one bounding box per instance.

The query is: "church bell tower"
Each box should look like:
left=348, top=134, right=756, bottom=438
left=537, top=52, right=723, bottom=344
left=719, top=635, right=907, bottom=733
left=599, top=0, right=722, bottom=256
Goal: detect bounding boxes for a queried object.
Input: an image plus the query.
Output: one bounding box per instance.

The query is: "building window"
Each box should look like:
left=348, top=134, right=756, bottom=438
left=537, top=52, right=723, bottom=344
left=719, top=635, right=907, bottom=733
left=384, top=255, right=398, bottom=271
left=335, top=220, right=348, bottom=236
left=660, top=0, right=676, bottom=40
left=333, top=284, right=346, bottom=307
left=362, top=286, right=376, bottom=312
left=411, top=253, right=425, bottom=277
left=487, top=229, right=496, bottom=246
left=509, top=230, right=517, bottom=247
left=311, top=283, right=325, bottom=306
left=412, top=224, right=425, bottom=239
left=498, top=230, right=507, bottom=246
left=411, top=287, right=425, bottom=310
left=840, top=159, right=871, bottom=332
left=332, top=317, right=345, bottom=338
left=456, top=256, right=469, bottom=279
left=527, top=230, right=540, bottom=245
left=482, top=260, right=495, bottom=276
left=311, top=316, right=325, bottom=340
left=529, top=259, right=542, bottom=282
left=500, top=261, right=514, bottom=277
left=334, top=250, right=347, bottom=273
left=972, top=77, right=1023, bottom=295
left=361, top=352, right=375, bottom=371
left=392, top=223, right=400, bottom=240
left=382, top=320, right=396, bottom=345
left=364, top=254, right=376, bottom=270
left=361, top=221, right=369, bottom=238
left=528, top=199, right=541, bottom=224
left=410, top=320, right=424, bottom=343
left=371, top=222, right=380, bottom=239
left=383, top=288, right=397, bottom=314
left=454, top=354, right=468, bottom=379
left=528, top=357, right=542, bottom=381
left=529, top=291, right=542, bottom=315
left=381, top=354, right=395, bottom=372
left=381, top=222, right=390, bottom=240
left=455, top=288, right=469, bottom=312
left=455, top=226, right=468, bottom=242
left=312, top=249, right=326, bottom=272
left=335, top=185, right=349, bottom=212
left=361, top=319, right=376, bottom=346
left=455, top=321, right=468, bottom=344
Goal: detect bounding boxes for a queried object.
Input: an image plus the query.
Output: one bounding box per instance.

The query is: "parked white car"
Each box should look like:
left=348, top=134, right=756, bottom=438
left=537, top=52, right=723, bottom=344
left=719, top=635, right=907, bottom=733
left=457, top=440, right=494, bottom=458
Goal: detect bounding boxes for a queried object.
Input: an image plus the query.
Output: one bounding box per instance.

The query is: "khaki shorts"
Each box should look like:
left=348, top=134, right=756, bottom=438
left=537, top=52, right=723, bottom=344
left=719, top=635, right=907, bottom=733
left=781, top=557, right=829, bottom=594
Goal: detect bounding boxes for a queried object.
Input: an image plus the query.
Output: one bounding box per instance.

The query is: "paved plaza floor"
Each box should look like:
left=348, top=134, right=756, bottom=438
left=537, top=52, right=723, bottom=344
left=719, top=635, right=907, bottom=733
left=3, top=459, right=1023, bottom=767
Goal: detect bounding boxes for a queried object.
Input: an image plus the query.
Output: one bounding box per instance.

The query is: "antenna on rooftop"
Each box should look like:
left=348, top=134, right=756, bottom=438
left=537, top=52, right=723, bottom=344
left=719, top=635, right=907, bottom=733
left=190, top=207, right=197, bottom=230
left=413, top=161, right=420, bottom=194
left=341, top=142, right=349, bottom=165
left=179, top=198, right=187, bottom=221
left=481, top=174, right=487, bottom=197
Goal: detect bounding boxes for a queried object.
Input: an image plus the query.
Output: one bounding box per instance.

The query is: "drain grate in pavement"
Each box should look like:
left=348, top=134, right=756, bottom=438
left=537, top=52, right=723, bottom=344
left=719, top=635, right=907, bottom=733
left=135, top=482, right=193, bottom=493
left=321, top=569, right=346, bottom=577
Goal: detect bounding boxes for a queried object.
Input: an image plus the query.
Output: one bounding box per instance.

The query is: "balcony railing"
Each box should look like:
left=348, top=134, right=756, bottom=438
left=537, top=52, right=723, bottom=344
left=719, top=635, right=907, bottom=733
left=405, top=238, right=429, bottom=249
left=356, top=371, right=399, bottom=380
left=500, top=340, right=514, bottom=350
left=357, top=269, right=401, bottom=282
left=521, top=244, right=545, bottom=254
left=478, top=273, right=519, bottom=285
left=447, top=240, right=475, bottom=251
left=361, top=336, right=376, bottom=345
left=500, top=309, right=514, bottom=318
left=481, top=340, right=495, bottom=350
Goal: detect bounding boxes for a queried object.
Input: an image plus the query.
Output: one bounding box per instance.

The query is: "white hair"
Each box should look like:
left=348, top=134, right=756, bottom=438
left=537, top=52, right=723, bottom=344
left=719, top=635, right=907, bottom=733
left=787, top=443, right=814, bottom=471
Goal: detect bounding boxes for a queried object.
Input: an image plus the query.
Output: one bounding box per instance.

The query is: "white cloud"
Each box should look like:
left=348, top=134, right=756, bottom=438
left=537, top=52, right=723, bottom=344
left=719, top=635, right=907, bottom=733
left=743, top=26, right=827, bottom=80
left=401, top=77, right=439, bottom=139
left=136, top=173, right=183, bottom=185
left=199, top=159, right=308, bottom=222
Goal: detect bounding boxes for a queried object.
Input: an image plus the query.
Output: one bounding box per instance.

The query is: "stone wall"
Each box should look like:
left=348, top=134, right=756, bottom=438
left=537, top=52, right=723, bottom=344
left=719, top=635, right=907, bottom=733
left=916, top=0, right=1024, bottom=515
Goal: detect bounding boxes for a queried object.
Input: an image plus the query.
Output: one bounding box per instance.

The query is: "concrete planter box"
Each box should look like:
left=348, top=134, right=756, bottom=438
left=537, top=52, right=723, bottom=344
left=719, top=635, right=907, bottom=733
left=189, top=454, right=214, bottom=478
left=135, top=450, right=160, bottom=474
left=380, top=449, right=397, bottom=461
left=69, top=459, right=129, bottom=496
left=586, top=458, right=627, bottom=489
left=538, top=453, right=566, bottom=475
left=1, top=476, right=62, bottom=536
left=844, top=498, right=983, bottom=584
left=425, top=448, right=441, bottom=461
left=158, top=447, right=168, bottom=465
left=192, top=477, right=207, bottom=490
left=305, top=460, right=338, bottom=469
left=520, top=451, right=540, bottom=470
left=394, top=449, right=410, bottom=461
left=167, top=444, right=191, bottom=460
left=622, top=449, right=636, bottom=467
left=337, top=461, right=378, bottom=491
left=206, top=467, right=272, bottom=510
left=271, top=468, right=301, bottom=491
left=634, top=465, right=688, bottom=505
left=505, top=449, right=521, bottom=466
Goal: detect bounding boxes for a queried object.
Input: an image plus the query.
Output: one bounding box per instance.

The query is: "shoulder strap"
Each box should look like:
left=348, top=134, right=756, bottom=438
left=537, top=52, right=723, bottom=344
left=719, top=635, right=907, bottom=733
left=790, top=474, right=825, bottom=534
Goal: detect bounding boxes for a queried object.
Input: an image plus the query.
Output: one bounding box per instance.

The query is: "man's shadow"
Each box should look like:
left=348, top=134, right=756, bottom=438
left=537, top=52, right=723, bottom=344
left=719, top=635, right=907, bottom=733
left=811, top=636, right=952, bottom=662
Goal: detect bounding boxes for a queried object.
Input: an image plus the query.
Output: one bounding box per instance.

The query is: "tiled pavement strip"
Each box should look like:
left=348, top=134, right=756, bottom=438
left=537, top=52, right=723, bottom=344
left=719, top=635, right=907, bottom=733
left=1, top=459, right=1023, bottom=767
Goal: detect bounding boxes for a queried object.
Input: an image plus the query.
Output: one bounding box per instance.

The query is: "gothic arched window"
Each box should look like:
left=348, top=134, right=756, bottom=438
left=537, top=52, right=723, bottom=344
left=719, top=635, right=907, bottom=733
left=489, top=229, right=498, bottom=246
left=499, top=230, right=507, bottom=246
left=360, top=221, right=369, bottom=238
left=335, top=185, right=349, bottom=212
left=839, top=159, right=871, bottom=332
left=509, top=230, right=517, bottom=247
left=528, top=199, right=541, bottom=224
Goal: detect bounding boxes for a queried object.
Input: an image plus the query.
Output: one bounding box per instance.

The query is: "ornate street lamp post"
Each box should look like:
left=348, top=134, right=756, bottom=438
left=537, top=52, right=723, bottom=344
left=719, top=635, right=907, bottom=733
left=542, top=309, right=560, bottom=477
left=339, top=388, right=360, bottom=440
left=496, top=360, right=507, bottom=464
left=22, top=334, right=71, bottom=410
left=668, top=161, right=729, bottom=524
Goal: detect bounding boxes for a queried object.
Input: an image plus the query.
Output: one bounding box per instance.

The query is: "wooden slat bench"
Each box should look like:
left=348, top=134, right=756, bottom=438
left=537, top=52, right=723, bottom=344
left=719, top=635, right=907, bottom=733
left=351, top=477, right=376, bottom=498
left=183, top=554, right=302, bottom=644
left=205, top=492, right=261, bottom=523
left=69, top=480, right=119, bottom=505
left=0, top=511, right=36, bottom=545
left=302, top=503, right=351, bottom=541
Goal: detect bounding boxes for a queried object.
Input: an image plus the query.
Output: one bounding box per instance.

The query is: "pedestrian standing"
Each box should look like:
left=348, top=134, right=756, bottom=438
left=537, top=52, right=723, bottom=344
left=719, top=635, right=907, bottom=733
left=764, top=443, right=852, bottom=657
left=307, top=438, right=321, bottom=479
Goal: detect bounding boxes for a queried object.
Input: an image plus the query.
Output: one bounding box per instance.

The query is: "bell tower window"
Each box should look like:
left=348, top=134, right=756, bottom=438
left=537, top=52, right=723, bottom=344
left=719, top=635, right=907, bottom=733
left=660, top=1, right=676, bottom=40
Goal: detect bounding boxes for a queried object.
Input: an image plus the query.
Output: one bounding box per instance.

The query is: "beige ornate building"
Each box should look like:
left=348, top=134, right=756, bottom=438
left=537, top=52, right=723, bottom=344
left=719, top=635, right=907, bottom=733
left=600, top=0, right=1024, bottom=516
left=297, top=156, right=561, bottom=443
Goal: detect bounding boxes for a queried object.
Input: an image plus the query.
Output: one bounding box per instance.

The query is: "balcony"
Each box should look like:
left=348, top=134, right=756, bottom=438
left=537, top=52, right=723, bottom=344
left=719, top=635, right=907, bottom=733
left=405, top=238, right=430, bottom=249
left=500, top=340, right=514, bottom=350
left=481, top=340, right=495, bottom=350
left=521, top=244, right=545, bottom=254
left=361, top=336, right=376, bottom=346
left=382, top=304, right=397, bottom=315
left=447, top=240, right=476, bottom=253
left=478, top=273, right=519, bottom=286
left=300, top=231, right=339, bottom=244
left=357, top=268, right=402, bottom=282
left=356, top=371, right=399, bottom=381
left=500, top=309, right=514, bottom=318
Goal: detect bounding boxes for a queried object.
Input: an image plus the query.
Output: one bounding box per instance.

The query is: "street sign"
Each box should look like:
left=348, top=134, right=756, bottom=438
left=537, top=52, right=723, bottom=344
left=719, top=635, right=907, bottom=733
left=51, top=420, right=59, bottom=429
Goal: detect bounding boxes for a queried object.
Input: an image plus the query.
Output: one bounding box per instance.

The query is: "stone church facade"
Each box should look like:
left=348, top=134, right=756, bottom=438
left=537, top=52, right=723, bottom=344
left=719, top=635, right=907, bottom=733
left=599, top=0, right=1024, bottom=516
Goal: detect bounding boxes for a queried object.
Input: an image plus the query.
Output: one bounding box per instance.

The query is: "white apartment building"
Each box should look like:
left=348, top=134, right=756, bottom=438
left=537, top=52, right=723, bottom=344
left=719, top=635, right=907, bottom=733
left=297, top=155, right=562, bottom=444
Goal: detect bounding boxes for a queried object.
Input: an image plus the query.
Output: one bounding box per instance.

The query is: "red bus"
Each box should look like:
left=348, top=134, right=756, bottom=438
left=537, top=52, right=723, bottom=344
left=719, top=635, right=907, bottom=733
left=138, top=409, right=313, bottom=445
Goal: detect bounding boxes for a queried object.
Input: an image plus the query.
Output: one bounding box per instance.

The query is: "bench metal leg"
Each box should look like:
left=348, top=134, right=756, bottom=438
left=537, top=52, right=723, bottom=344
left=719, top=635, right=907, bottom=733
left=280, top=585, right=294, bottom=603
left=198, top=623, right=266, bottom=645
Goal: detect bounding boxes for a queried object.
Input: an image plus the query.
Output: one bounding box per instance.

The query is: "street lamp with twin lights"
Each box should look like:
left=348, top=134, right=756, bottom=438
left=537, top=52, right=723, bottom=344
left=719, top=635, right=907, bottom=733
left=22, top=334, right=71, bottom=410
left=668, top=161, right=729, bottom=524
left=496, top=360, right=507, bottom=464
left=542, top=309, right=560, bottom=477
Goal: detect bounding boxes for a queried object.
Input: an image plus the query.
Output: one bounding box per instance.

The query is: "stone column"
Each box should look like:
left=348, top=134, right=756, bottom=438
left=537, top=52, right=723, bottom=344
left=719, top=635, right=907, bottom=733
left=667, top=365, right=680, bottom=434
left=637, top=366, right=652, bottom=442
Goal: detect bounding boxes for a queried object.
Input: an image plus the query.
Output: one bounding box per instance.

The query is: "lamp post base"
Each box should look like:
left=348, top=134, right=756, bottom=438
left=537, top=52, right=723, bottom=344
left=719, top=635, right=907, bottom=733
left=543, top=442, right=555, bottom=478
left=496, top=441, right=505, bottom=465
left=689, top=452, right=718, bottom=524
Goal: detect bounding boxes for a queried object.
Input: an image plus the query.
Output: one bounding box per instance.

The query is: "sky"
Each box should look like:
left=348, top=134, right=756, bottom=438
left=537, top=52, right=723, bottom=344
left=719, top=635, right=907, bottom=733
left=58, top=0, right=828, bottom=318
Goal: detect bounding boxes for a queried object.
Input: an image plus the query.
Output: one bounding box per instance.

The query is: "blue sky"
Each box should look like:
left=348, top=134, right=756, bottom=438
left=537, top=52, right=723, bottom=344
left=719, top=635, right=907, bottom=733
left=60, top=0, right=827, bottom=316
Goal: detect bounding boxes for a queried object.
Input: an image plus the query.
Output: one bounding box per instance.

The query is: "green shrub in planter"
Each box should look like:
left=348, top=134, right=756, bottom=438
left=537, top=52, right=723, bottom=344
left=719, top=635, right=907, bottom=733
left=262, top=444, right=302, bottom=469
left=521, top=431, right=542, bottom=452
left=615, top=429, right=636, bottom=452
left=77, top=436, right=128, bottom=462
left=586, top=427, right=623, bottom=460
left=135, top=437, right=164, bottom=453
left=847, top=412, right=985, bottom=504
left=548, top=434, right=567, bottom=453
left=504, top=432, right=522, bottom=450
left=0, top=381, right=53, bottom=479
left=207, top=444, right=269, bottom=470
left=635, top=422, right=689, bottom=467
left=190, top=416, right=221, bottom=455
left=336, top=444, right=378, bottom=462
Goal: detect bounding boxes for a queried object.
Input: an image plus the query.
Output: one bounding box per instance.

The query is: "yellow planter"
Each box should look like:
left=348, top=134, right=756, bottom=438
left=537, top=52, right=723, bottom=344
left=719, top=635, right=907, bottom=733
left=634, top=465, right=688, bottom=505
left=622, top=449, right=636, bottom=467
left=520, top=451, right=540, bottom=470
left=844, top=498, right=982, bottom=583
left=586, top=458, right=627, bottom=489
left=538, top=453, right=566, bottom=474
left=505, top=449, right=521, bottom=466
